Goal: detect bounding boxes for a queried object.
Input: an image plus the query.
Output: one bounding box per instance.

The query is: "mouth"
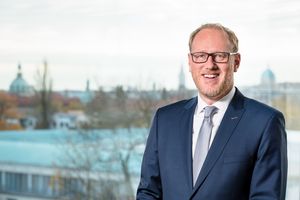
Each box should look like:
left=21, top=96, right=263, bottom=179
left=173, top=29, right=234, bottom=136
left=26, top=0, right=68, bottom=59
left=202, top=74, right=219, bottom=79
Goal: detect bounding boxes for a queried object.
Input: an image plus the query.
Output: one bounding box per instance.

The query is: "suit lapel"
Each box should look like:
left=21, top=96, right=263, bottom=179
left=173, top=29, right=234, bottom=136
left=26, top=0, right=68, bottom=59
left=180, top=97, right=198, bottom=191
left=191, top=89, right=246, bottom=196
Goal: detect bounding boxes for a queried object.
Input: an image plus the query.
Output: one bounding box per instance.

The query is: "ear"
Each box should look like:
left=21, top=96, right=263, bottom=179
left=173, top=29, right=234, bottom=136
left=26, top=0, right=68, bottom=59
left=233, top=53, right=241, bottom=72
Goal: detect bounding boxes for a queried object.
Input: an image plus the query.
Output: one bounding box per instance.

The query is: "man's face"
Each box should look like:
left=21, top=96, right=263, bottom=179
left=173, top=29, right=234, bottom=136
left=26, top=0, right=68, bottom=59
left=188, top=28, right=240, bottom=104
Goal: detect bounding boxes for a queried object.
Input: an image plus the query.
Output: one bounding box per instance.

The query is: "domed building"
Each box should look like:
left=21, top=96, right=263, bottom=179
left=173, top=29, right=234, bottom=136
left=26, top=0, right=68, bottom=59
left=241, top=68, right=277, bottom=106
left=260, top=68, right=276, bottom=86
left=9, top=64, right=34, bottom=96
left=241, top=67, right=300, bottom=130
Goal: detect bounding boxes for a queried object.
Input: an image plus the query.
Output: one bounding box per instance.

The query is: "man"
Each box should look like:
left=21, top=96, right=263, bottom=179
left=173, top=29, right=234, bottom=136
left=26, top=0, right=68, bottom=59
left=136, top=23, right=287, bottom=200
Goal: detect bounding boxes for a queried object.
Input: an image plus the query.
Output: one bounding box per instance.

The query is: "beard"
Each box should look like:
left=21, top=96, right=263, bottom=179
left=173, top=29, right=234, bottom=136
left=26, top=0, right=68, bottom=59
left=197, top=73, right=234, bottom=100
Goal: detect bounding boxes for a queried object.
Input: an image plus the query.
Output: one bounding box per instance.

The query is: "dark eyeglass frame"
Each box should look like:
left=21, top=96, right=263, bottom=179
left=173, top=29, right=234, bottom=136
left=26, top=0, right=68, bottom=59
left=190, top=52, right=239, bottom=64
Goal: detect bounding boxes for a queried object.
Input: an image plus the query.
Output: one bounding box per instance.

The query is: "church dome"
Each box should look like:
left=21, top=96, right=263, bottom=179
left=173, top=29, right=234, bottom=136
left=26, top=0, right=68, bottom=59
left=9, top=64, right=33, bottom=96
left=261, top=68, right=276, bottom=86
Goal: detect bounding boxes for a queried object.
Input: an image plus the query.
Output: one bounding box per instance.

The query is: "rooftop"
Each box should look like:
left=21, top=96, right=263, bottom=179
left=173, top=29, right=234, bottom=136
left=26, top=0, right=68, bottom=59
left=0, top=128, right=147, bottom=174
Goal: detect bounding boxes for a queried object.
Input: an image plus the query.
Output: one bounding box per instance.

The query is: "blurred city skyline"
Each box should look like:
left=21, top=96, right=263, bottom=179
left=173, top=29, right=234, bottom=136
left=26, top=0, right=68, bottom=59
left=1, top=0, right=300, bottom=91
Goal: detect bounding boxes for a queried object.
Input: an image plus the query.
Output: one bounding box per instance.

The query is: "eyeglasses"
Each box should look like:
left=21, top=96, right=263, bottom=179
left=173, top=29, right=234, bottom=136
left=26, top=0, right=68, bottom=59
left=190, top=52, right=238, bottom=64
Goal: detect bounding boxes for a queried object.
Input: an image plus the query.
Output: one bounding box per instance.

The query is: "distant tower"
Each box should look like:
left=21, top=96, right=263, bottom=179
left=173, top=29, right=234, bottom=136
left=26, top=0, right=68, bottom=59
left=83, top=79, right=93, bottom=104
left=86, top=79, right=90, bottom=92
left=178, top=64, right=186, bottom=90
left=17, top=63, right=22, bottom=78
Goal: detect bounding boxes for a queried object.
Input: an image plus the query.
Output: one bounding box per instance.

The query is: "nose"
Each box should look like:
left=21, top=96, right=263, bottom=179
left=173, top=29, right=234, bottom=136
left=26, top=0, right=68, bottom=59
left=205, top=55, right=217, bottom=69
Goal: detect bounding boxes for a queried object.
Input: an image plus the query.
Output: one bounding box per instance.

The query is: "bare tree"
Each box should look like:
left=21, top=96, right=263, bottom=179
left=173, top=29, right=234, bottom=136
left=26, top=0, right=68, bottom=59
left=113, top=85, right=135, bottom=129
left=55, top=128, right=146, bottom=200
left=85, top=87, right=114, bottom=129
left=35, top=60, right=53, bottom=129
left=133, top=91, right=157, bottom=128
left=116, top=132, right=146, bottom=199
left=54, top=129, right=117, bottom=199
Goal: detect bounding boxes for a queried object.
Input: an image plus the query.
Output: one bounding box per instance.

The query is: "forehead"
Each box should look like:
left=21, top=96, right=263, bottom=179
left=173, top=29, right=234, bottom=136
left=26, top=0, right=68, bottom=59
left=191, top=28, right=231, bottom=51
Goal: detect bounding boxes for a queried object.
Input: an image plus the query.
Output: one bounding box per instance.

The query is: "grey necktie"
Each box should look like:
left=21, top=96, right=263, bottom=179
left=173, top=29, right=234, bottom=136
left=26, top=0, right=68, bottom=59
left=193, top=106, right=218, bottom=185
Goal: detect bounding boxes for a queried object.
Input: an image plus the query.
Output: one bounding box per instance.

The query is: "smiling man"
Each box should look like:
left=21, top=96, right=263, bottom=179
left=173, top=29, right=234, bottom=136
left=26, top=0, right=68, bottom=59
left=136, top=23, right=287, bottom=200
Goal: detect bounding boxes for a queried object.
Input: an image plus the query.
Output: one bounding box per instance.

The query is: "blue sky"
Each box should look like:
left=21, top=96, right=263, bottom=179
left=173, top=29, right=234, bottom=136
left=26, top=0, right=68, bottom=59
left=1, top=0, right=300, bottom=90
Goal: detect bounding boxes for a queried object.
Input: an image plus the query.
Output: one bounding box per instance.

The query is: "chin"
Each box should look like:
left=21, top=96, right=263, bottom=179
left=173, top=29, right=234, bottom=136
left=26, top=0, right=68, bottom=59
left=201, top=88, right=221, bottom=98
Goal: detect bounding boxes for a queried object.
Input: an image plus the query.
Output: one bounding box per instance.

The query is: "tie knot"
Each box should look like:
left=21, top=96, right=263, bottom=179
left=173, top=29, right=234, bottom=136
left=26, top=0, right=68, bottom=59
left=204, top=106, right=218, bottom=119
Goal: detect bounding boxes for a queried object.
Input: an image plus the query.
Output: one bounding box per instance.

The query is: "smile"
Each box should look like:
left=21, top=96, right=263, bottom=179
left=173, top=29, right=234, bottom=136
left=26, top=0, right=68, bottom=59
left=203, top=74, right=219, bottom=79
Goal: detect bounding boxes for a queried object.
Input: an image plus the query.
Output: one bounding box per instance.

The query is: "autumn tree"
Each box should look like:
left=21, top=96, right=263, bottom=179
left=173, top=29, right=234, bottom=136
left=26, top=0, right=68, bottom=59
left=0, top=91, right=22, bottom=130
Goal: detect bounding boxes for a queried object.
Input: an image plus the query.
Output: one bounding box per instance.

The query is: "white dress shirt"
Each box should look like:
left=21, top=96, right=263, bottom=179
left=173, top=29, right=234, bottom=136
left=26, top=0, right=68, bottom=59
left=192, top=87, right=236, bottom=158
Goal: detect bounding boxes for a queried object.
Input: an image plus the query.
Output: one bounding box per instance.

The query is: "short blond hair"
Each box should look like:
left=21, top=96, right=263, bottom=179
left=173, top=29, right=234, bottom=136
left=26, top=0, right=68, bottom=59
left=188, top=23, right=239, bottom=52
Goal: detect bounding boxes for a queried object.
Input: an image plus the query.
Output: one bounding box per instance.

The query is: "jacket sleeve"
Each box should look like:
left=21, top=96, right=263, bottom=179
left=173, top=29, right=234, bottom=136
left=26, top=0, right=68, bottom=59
left=249, top=111, right=288, bottom=200
left=136, top=111, right=162, bottom=200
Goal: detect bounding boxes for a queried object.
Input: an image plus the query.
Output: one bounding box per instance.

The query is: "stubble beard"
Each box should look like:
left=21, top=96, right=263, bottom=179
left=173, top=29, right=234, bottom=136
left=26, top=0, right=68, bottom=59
left=198, top=73, right=234, bottom=100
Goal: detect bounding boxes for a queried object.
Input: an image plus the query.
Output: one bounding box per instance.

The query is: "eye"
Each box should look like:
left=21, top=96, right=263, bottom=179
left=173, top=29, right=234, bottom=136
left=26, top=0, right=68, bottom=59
left=193, top=53, right=207, bottom=59
left=214, top=53, right=227, bottom=59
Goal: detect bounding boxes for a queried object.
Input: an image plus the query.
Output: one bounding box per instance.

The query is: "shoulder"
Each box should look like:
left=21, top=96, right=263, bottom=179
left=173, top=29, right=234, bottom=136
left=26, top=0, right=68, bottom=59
left=156, top=97, right=197, bottom=115
left=150, top=97, right=197, bottom=128
left=242, top=95, right=284, bottom=120
left=235, top=91, right=286, bottom=138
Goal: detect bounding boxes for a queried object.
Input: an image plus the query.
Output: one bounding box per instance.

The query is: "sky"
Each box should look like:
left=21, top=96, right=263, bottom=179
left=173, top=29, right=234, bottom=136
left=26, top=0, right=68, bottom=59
left=1, top=0, right=300, bottom=91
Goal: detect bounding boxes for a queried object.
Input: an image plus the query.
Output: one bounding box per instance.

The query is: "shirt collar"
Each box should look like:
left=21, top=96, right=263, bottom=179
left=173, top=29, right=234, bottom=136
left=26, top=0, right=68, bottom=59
left=195, top=87, right=236, bottom=115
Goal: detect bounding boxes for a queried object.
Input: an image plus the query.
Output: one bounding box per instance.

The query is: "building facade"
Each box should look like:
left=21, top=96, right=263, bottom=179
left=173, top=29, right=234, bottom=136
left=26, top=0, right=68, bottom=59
left=0, top=129, right=146, bottom=200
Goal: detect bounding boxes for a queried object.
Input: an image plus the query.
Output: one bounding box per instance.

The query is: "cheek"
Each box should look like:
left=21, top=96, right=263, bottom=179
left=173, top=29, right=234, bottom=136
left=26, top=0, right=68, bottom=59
left=190, top=63, right=204, bottom=73
left=222, top=64, right=235, bottom=75
left=191, top=70, right=204, bottom=86
left=222, top=68, right=235, bottom=82
left=190, top=67, right=201, bottom=78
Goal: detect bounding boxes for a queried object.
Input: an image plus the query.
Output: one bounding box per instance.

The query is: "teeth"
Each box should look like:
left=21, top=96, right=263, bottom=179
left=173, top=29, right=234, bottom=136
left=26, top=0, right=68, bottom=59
left=204, top=74, right=217, bottom=78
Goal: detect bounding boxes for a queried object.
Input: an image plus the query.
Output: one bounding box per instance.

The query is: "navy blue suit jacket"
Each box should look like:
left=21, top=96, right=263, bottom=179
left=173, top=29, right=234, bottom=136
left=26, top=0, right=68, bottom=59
left=137, top=89, right=287, bottom=200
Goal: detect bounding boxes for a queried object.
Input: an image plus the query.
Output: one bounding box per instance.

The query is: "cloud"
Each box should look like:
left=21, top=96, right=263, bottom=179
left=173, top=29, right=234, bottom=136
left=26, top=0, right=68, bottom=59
left=0, top=0, right=300, bottom=90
